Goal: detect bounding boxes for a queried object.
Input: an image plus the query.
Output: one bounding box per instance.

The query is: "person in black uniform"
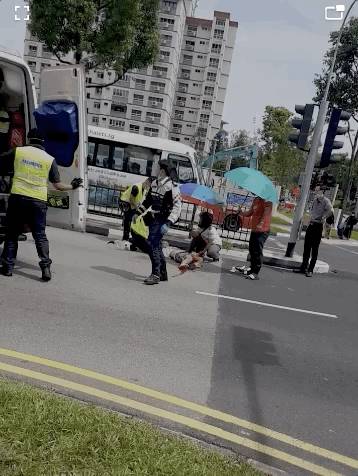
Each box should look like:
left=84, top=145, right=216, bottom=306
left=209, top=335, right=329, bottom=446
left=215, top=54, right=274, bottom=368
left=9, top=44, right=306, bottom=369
left=137, top=160, right=182, bottom=285
left=0, top=128, right=82, bottom=281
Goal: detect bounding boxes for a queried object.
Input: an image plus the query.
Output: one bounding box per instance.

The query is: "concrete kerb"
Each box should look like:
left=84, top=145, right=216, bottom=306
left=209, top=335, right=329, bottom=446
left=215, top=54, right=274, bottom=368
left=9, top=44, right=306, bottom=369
left=86, top=224, right=329, bottom=274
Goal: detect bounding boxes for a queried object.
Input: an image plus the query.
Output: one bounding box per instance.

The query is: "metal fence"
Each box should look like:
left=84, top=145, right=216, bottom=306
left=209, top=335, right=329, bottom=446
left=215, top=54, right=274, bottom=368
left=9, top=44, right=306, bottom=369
left=87, top=184, right=251, bottom=242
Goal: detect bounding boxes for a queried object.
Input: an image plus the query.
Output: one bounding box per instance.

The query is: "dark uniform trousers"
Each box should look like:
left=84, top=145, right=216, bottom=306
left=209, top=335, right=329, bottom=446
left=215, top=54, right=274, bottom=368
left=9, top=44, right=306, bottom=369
left=148, top=219, right=167, bottom=277
left=301, top=222, right=323, bottom=272
left=1, top=194, right=52, bottom=270
left=249, top=231, right=269, bottom=275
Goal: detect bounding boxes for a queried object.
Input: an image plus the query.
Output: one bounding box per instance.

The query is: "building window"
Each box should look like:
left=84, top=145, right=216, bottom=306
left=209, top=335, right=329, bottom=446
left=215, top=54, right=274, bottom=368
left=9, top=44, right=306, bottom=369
left=190, top=96, right=197, bottom=100
left=200, top=41, right=206, bottom=45
left=216, top=19, right=226, bottom=26
left=214, top=29, right=224, bottom=39
left=113, top=88, right=129, bottom=98
left=193, top=83, right=199, bottom=87
left=129, top=124, right=140, bottom=133
left=200, top=113, right=210, bottom=123
left=95, top=87, right=102, bottom=94
left=197, top=55, right=203, bottom=59
left=211, top=43, right=222, bottom=54
left=144, top=127, right=159, bottom=137
left=40, top=63, right=51, bottom=69
left=94, top=102, right=100, bottom=109
left=189, top=110, right=195, bottom=114
left=202, top=100, right=212, bottom=110
left=131, top=109, right=142, bottom=120
left=135, top=78, right=146, bottom=90
left=207, top=72, right=217, bottom=82
left=86, top=77, right=92, bottom=84
left=160, top=17, right=175, bottom=26
left=153, top=65, right=168, bottom=78
left=181, top=69, right=190, bottom=79
left=104, top=102, right=108, bottom=106
left=109, top=119, right=125, bottom=129
left=149, top=96, right=163, bottom=107
left=204, top=86, right=214, bottom=96
left=102, top=117, right=106, bottom=121
left=209, top=57, right=220, bottom=68
left=29, top=45, right=38, bottom=54
left=92, top=116, right=99, bottom=124
left=202, top=27, right=209, bottom=31
left=97, top=71, right=104, bottom=79
left=159, top=50, right=170, bottom=61
left=185, top=41, right=195, bottom=51
left=146, top=112, right=161, bottom=123
left=86, top=93, right=90, bottom=99
left=133, top=94, right=144, bottom=105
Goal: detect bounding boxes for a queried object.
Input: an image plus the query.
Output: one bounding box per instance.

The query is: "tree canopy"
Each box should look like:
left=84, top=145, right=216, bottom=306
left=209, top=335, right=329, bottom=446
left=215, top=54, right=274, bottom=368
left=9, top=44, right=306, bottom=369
left=259, top=106, right=304, bottom=188
left=28, top=0, right=160, bottom=87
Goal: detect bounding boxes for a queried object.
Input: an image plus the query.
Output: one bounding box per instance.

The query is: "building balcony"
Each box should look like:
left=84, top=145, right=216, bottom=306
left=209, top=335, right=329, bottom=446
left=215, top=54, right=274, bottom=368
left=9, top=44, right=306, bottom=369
left=160, top=23, right=174, bottom=31
left=153, top=70, right=167, bottom=78
left=150, top=85, right=165, bottom=94
left=183, top=58, right=193, bottom=66
left=118, top=79, right=130, bottom=87
left=144, top=131, right=159, bottom=137
left=184, top=45, right=195, bottom=51
left=178, top=86, right=188, bottom=93
left=176, top=100, right=186, bottom=107
left=160, top=40, right=172, bottom=47
left=180, top=73, right=190, bottom=80
left=133, top=98, right=144, bottom=106
left=109, top=124, right=125, bottom=131
left=186, top=30, right=197, bottom=37
left=149, top=101, right=163, bottom=109
left=110, top=110, right=127, bottom=118
left=146, top=117, right=161, bottom=124
left=174, top=114, right=184, bottom=121
left=172, top=126, right=182, bottom=134
left=135, top=83, right=146, bottom=90
left=159, top=55, right=170, bottom=63
left=112, top=96, right=128, bottom=105
left=161, top=4, right=176, bottom=14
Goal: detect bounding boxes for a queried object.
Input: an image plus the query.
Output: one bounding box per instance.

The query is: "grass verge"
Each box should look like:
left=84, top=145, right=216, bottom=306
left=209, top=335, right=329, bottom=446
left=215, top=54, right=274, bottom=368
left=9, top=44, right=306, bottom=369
left=0, top=379, right=261, bottom=476
left=271, top=216, right=291, bottom=226
left=330, top=229, right=358, bottom=240
left=270, top=225, right=289, bottom=235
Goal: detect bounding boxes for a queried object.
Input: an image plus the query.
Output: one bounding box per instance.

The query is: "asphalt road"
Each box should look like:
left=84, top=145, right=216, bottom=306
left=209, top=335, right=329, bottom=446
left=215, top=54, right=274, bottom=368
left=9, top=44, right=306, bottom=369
left=0, top=227, right=357, bottom=475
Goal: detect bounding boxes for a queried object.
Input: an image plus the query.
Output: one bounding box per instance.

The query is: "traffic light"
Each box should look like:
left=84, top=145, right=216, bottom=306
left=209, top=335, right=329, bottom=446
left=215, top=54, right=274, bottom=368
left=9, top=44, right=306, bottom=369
left=289, top=104, right=315, bottom=150
left=320, top=108, right=351, bottom=168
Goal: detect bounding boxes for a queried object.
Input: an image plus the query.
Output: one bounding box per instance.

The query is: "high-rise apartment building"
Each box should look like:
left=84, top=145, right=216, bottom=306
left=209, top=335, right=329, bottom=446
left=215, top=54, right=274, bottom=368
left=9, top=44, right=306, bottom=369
left=24, top=1, right=237, bottom=154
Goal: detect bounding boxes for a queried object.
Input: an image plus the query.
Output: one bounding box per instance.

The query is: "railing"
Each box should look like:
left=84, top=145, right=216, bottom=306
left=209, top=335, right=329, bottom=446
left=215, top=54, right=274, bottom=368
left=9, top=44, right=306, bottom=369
left=133, top=98, right=144, bottom=106
left=112, top=96, right=128, bottom=105
left=184, top=45, right=195, bottom=51
left=87, top=185, right=251, bottom=242
left=186, top=30, right=197, bottom=37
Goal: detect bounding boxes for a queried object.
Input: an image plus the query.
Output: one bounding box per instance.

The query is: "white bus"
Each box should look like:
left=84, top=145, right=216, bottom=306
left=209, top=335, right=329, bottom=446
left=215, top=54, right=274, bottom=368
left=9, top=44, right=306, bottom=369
left=0, top=47, right=87, bottom=235
left=87, top=126, right=203, bottom=192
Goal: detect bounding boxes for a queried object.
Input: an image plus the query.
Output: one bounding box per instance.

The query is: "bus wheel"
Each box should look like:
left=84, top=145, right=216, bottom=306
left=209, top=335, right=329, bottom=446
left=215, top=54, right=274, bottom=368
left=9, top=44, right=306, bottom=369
left=223, top=214, right=240, bottom=232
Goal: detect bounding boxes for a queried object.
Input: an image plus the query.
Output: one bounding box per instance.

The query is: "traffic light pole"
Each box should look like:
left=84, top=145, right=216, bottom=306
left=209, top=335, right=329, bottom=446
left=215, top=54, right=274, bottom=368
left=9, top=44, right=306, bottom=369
left=285, top=0, right=357, bottom=257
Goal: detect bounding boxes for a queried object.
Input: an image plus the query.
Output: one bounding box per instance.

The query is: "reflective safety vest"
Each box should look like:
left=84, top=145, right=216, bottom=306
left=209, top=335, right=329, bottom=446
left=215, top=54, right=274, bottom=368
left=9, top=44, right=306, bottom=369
left=0, top=110, right=10, bottom=134
left=121, top=182, right=146, bottom=210
left=11, top=146, right=54, bottom=202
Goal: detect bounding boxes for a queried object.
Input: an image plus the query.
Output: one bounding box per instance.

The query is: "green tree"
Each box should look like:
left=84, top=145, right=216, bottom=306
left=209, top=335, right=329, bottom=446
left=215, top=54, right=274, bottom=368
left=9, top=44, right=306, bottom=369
left=28, top=0, right=160, bottom=87
left=229, top=129, right=253, bottom=148
left=314, top=17, right=358, bottom=211
left=259, top=106, right=304, bottom=188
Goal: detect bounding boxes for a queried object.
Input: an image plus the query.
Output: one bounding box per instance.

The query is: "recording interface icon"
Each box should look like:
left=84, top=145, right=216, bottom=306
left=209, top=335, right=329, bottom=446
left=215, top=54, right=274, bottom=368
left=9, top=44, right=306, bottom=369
left=325, top=4, right=346, bottom=20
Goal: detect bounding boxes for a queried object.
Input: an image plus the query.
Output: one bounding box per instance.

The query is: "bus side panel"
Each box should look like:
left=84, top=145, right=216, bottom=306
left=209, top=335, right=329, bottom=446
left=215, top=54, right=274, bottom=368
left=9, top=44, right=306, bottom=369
left=39, top=66, right=87, bottom=232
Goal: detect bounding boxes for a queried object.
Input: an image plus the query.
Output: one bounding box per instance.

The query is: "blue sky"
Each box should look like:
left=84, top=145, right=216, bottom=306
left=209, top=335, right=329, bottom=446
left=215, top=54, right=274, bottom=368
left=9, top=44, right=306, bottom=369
left=0, top=0, right=356, bottom=136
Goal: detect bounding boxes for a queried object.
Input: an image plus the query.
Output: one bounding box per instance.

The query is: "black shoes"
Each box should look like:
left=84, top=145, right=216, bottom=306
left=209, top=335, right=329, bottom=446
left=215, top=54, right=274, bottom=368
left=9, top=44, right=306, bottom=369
left=144, top=274, right=160, bottom=285
left=0, top=266, right=12, bottom=277
left=160, top=269, right=168, bottom=282
left=41, top=266, right=52, bottom=282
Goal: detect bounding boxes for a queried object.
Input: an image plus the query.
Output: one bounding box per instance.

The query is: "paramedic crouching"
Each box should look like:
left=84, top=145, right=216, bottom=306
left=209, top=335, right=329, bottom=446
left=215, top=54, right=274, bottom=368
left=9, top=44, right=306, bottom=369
left=0, top=128, right=82, bottom=281
left=137, top=160, right=182, bottom=285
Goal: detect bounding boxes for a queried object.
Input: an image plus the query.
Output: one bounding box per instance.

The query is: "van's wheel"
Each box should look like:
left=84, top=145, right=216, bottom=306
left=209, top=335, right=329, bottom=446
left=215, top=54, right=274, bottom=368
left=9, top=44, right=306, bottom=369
left=223, top=214, right=240, bottom=232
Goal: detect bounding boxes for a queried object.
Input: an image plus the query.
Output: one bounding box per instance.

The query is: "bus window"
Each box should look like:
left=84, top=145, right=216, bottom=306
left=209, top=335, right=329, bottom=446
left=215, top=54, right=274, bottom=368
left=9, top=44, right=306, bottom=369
left=168, top=154, right=195, bottom=183
left=96, top=143, right=110, bottom=168
left=125, top=145, right=155, bottom=177
left=112, top=145, right=125, bottom=171
left=87, top=141, right=96, bottom=166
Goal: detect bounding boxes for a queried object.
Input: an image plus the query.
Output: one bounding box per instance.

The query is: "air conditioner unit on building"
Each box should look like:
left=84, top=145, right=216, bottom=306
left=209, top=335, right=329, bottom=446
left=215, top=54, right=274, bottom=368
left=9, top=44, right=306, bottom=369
left=151, top=101, right=159, bottom=107
left=148, top=117, right=155, bottom=122
left=155, top=86, right=161, bottom=92
left=183, top=73, right=190, bottom=79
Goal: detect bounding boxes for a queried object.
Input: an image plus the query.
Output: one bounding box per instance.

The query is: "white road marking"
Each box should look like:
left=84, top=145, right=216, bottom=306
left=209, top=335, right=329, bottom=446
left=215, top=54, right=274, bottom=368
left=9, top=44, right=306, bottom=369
left=334, top=245, right=358, bottom=256
left=196, top=291, right=339, bottom=319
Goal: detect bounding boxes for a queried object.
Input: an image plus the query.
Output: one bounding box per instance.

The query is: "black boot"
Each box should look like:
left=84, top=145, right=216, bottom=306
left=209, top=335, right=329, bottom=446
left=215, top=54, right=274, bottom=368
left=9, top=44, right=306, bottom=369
left=41, top=266, right=52, bottom=282
left=1, top=265, right=12, bottom=277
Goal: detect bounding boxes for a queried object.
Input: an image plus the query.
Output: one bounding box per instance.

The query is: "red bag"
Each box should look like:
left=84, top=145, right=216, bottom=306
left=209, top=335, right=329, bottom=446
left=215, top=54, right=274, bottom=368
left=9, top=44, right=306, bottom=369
left=8, top=111, right=25, bottom=148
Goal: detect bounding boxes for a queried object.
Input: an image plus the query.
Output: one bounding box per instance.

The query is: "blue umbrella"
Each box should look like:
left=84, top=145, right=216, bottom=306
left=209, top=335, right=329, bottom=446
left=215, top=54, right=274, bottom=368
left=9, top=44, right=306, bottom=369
left=180, top=183, right=224, bottom=208
left=224, top=167, right=278, bottom=203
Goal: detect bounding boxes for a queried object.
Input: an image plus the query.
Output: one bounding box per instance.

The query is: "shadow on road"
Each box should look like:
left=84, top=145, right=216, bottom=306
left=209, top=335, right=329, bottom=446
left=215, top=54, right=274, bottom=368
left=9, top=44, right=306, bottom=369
left=91, top=265, right=145, bottom=282
left=207, top=273, right=281, bottom=465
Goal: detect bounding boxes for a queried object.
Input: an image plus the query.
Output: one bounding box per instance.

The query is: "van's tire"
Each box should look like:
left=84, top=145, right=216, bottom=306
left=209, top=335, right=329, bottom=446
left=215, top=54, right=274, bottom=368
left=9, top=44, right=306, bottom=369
left=223, top=214, right=240, bottom=232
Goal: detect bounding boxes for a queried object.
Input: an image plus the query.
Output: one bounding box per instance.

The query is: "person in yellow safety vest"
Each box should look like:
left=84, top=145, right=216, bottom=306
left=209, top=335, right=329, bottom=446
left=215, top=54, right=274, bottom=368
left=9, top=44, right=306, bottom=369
left=121, top=178, right=151, bottom=244
left=0, top=128, right=83, bottom=281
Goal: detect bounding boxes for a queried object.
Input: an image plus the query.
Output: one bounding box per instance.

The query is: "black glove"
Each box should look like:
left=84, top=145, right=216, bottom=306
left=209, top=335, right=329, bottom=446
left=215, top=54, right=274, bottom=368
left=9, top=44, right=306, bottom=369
left=71, top=178, right=83, bottom=190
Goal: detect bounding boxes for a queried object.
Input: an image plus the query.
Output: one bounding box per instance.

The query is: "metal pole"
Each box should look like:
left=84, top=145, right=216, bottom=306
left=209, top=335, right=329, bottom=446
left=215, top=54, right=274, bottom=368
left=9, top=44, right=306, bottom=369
left=207, top=138, right=217, bottom=187
left=285, top=0, right=358, bottom=257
